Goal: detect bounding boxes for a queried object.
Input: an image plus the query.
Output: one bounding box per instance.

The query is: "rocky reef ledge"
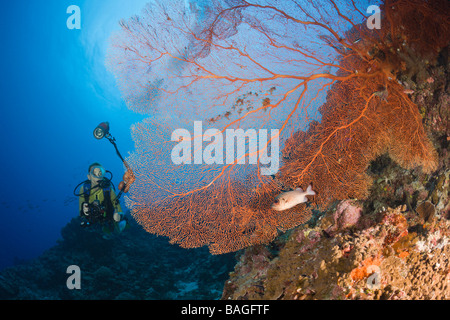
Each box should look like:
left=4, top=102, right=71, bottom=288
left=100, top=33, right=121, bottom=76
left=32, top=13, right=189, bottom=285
left=0, top=216, right=236, bottom=300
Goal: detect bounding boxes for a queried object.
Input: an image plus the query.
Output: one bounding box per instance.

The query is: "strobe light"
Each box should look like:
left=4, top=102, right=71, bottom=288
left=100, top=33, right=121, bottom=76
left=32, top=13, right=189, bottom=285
left=93, top=122, right=110, bottom=140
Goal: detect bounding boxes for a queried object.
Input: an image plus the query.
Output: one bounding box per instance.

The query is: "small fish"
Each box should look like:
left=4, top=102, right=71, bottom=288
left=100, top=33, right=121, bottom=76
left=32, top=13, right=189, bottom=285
left=271, top=185, right=316, bottom=211
left=403, top=89, right=414, bottom=94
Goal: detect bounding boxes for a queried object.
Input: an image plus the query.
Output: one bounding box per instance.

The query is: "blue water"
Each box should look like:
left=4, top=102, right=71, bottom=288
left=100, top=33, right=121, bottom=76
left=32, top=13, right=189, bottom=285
left=0, top=0, right=148, bottom=270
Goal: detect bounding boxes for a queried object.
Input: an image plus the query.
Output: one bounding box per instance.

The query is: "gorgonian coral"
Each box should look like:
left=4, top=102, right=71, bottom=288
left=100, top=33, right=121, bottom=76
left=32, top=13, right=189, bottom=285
left=106, top=0, right=444, bottom=253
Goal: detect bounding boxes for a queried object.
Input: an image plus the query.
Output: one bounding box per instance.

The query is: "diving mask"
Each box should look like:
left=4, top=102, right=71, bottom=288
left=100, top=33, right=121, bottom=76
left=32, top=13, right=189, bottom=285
left=89, top=166, right=106, bottom=179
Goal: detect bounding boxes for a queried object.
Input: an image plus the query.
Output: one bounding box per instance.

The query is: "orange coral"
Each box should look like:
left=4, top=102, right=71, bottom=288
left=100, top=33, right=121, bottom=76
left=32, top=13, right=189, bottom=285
left=279, top=52, right=438, bottom=209
left=108, top=0, right=443, bottom=254
left=350, top=256, right=382, bottom=281
left=382, top=212, right=409, bottom=246
left=129, top=176, right=313, bottom=254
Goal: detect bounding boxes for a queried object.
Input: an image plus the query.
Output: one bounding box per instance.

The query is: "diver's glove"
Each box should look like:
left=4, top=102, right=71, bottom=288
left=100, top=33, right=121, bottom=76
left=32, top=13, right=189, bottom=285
left=113, top=211, right=124, bottom=222
left=82, top=202, right=90, bottom=216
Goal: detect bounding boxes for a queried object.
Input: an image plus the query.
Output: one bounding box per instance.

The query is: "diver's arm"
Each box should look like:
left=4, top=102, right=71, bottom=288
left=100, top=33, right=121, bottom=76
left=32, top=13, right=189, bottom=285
left=78, top=185, right=84, bottom=216
left=110, top=189, right=123, bottom=213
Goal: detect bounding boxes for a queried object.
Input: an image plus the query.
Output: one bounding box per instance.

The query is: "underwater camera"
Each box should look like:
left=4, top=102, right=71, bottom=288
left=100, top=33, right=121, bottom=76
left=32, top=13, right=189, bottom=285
left=80, top=201, right=106, bottom=227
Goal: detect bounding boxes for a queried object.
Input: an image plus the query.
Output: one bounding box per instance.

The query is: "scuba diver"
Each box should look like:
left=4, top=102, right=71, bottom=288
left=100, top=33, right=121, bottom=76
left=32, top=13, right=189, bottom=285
left=76, top=162, right=127, bottom=233
left=73, top=122, right=135, bottom=235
